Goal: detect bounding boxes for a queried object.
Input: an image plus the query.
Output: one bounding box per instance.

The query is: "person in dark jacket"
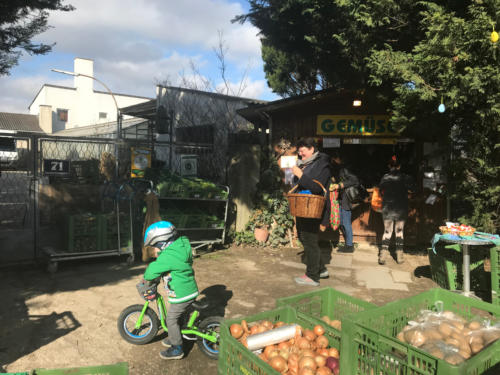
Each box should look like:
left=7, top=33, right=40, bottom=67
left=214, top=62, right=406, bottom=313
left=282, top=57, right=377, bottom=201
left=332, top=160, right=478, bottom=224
left=291, top=138, right=331, bottom=286
left=378, top=155, right=415, bottom=265
left=330, top=151, right=359, bottom=253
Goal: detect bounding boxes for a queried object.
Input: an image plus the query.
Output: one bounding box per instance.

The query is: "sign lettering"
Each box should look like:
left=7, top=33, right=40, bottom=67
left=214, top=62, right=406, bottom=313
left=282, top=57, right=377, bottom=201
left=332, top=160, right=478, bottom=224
left=317, top=115, right=397, bottom=136
left=43, top=159, right=70, bottom=175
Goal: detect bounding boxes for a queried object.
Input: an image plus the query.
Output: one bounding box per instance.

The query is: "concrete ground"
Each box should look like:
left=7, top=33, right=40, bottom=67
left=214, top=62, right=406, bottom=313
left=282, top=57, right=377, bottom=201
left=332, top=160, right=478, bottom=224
left=1, top=242, right=437, bottom=374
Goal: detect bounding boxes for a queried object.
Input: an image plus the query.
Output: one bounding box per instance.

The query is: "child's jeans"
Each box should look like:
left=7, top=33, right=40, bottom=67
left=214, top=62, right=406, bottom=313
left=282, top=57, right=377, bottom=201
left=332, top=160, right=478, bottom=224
left=166, top=299, right=194, bottom=346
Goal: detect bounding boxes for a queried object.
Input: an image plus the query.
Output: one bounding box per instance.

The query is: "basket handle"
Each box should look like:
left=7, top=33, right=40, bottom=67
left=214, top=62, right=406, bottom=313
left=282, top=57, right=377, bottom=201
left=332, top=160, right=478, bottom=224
left=287, top=179, right=327, bottom=196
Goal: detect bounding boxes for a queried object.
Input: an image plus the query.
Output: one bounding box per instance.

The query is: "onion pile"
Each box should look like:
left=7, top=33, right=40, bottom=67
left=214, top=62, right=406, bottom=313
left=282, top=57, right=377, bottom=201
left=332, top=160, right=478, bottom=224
left=230, top=319, right=341, bottom=375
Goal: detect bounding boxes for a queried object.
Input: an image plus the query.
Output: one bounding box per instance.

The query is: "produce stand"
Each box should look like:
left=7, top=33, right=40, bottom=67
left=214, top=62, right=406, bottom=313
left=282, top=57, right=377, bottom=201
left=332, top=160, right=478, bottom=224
left=218, top=287, right=375, bottom=375
left=149, top=170, right=230, bottom=254
left=158, top=187, right=229, bottom=254
left=41, top=181, right=135, bottom=273
left=340, top=288, right=500, bottom=375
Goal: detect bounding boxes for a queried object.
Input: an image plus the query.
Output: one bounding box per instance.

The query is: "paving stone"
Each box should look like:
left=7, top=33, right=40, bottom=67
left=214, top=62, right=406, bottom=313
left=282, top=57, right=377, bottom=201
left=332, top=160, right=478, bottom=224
left=391, top=270, right=414, bottom=284
left=280, top=260, right=305, bottom=270
left=329, top=253, right=352, bottom=268
left=355, top=267, right=409, bottom=291
left=326, top=267, right=351, bottom=278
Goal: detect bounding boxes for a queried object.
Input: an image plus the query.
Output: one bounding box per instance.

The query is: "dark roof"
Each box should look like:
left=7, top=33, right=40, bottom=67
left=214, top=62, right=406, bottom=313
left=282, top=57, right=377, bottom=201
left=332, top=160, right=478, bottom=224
left=120, top=99, right=157, bottom=120
left=236, top=88, right=375, bottom=125
left=0, top=112, right=43, bottom=133
left=157, top=85, right=268, bottom=105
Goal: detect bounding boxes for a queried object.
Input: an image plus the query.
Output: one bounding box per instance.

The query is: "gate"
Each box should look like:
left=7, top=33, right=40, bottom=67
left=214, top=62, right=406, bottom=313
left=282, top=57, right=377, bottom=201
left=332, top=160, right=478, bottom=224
left=0, top=132, right=36, bottom=264
left=0, top=131, right=156, bottom=266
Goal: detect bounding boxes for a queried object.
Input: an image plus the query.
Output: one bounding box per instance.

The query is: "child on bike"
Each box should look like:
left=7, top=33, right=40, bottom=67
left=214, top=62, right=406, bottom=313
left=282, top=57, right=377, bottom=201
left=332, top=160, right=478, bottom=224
left=143, top=221, right=199, bottom=360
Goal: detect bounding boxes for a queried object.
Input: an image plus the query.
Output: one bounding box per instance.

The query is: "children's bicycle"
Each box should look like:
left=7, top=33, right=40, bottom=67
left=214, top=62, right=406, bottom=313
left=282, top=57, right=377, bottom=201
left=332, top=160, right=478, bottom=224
left=117, top=279, right=222, bottom=359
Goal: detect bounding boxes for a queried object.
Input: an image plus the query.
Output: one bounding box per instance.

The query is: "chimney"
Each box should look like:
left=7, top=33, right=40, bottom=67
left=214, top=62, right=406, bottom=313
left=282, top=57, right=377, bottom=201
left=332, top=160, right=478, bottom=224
left=38, top=105, right=53, bottom=134
left=74, top=57, right=94, bottom=93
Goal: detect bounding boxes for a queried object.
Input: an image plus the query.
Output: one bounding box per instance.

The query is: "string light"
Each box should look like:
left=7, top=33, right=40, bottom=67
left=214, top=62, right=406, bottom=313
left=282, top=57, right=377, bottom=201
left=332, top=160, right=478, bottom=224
left=438, top=96, right=445, bottom=113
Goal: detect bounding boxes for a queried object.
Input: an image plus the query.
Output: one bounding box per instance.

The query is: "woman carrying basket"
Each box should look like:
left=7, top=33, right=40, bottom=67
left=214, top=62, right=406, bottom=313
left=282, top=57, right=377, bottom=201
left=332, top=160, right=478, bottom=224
left=291, top=138, right=331, bottom=286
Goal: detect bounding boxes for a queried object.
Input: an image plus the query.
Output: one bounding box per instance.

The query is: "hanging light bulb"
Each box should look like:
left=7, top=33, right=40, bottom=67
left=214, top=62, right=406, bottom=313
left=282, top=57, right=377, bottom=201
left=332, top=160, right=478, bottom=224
left=438, top=96, right=445, bottom=113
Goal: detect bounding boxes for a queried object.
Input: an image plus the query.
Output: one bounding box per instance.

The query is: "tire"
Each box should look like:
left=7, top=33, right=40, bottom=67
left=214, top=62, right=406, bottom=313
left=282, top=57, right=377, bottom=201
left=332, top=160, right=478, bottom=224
left=117, top=304, right=160, bottom=345
left=196, top=316, right=223, bottom=360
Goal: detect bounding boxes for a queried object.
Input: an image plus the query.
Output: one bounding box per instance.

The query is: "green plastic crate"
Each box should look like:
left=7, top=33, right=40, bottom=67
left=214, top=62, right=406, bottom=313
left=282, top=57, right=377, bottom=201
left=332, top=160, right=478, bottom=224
left=275, top=287, right=376, bottom=350
left=66, top=213, right=101, bottom=252
left=33, top=362, right=128, bottom=374
left=340, top=288, right=500, bottom=375
left=491, top=246, right=500, bottom=306
left=218, top=306, right=335, bottom=375
left=428, top=243, right=491, bottom=292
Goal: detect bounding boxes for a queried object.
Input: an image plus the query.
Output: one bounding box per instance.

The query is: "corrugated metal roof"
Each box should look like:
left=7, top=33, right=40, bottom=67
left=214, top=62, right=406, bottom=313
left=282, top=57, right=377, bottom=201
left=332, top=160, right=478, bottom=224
left=55, top=117, right=147, bottom=136
left=0, top=112, right=43, bottom=133
left=120, top=99, right=156, bottom=120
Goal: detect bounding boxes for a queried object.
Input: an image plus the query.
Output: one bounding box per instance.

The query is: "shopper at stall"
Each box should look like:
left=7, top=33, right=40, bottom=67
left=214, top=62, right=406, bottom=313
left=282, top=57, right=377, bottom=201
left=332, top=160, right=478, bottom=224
left=378, top=155, right=415, bottom=265
left=291, top=137, right=331, bottom=286
left=330, top=151, right=359, bottom=253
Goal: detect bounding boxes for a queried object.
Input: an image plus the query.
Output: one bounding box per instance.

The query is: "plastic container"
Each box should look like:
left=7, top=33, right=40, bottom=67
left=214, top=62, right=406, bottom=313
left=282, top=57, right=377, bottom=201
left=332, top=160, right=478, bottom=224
left=491, top=246, right=500, bottom=306
left=427, top=243, right=491, bottom=291
left=218, top=306, right=334, bottom=375
left=275, top=287, right=376, bottom=350
left=340, top=288, right=500, bottom=375
left=66, top=213, right=101, bottom=252
left=32, top=362, right=128, bottom=374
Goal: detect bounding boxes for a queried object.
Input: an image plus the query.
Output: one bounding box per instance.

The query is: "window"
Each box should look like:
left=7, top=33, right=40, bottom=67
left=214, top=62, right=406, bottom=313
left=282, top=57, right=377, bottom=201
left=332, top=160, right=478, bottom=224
left=99, top=112, right=107, bottom=120
left=57, top=109, right=68, bottom=122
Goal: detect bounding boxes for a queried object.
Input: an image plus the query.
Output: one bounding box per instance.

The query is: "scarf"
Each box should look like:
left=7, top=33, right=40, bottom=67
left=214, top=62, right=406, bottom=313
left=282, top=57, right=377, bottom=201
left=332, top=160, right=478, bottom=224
left=297, top=151, right=320, bottom=168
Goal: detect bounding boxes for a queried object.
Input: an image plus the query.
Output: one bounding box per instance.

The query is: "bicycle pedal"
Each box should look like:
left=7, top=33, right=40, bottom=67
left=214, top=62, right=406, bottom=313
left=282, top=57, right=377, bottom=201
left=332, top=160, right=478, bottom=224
left=182, top=334, right=198, bottom=341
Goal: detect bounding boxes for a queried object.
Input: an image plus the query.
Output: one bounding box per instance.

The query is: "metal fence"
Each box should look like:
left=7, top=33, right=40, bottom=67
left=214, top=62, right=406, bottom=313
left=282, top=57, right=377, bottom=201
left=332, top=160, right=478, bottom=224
left=0, top=128, right=245, bottom=266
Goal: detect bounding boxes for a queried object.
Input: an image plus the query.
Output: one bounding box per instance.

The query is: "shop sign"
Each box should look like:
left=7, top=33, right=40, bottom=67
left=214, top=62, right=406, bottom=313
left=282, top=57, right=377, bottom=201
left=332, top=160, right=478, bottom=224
left=343, top=138, right=397, bottom=145
left=317, top=115, right=398, bottom=136
left=131, top=147, right=151, bottom=178
left=322, top=138, right=341, bottom=148
left=43, top=159, right=70, bottom=175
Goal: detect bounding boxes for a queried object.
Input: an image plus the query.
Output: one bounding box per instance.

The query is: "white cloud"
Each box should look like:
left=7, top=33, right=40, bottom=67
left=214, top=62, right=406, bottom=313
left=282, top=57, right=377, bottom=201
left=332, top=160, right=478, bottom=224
left=0, top=0, right=271, bottom=113
left=216, top=78, right=269, bottom=99
left=39, top=0, right=261, bottom=62
left=0, top=75, right=72, bottom=113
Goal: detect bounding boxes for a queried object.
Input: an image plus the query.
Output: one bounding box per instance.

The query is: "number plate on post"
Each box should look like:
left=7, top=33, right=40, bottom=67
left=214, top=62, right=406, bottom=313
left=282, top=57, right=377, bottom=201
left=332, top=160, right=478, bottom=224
left=43, top=159, right=70, bottom=175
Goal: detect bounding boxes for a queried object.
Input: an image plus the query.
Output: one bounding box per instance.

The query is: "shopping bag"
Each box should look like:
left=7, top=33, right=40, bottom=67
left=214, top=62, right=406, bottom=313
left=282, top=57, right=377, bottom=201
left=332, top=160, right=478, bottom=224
left=329, top=186, right=340, bottom=230
left=371, top=187, right=383, bottom=213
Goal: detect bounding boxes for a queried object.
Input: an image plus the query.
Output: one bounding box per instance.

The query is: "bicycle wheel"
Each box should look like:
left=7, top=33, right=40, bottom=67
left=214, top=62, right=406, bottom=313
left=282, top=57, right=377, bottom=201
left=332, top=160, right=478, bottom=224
left=196, top=316, right=223, bottom=359
left=117, top=304, right=160, bottom=345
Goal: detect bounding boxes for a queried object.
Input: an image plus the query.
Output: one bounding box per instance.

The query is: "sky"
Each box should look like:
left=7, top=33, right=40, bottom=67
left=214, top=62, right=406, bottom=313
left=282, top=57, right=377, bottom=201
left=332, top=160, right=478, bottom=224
left=0, top=0, right=278, bottom=114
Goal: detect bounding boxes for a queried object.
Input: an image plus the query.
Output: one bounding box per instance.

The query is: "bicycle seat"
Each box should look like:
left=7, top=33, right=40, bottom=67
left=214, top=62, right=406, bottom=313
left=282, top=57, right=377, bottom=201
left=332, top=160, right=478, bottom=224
left=192, top=299, right=209, bottom=310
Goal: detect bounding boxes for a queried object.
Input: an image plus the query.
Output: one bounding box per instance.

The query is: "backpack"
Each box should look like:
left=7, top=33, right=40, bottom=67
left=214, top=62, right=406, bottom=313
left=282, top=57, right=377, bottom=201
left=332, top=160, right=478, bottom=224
left=345, top=183, right=369, bottom=204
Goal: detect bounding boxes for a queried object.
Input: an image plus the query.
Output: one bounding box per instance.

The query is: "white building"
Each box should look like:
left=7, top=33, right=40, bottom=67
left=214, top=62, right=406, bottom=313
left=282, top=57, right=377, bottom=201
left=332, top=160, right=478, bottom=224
left=28, top=57, right=152, bottom=133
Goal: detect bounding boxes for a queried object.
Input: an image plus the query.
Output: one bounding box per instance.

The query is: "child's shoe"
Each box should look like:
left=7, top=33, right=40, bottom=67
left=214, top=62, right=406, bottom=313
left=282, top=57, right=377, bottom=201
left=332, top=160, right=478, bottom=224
left=161, top=338, right=172, bottom=348
left=159, top=345, right=184, bottom=360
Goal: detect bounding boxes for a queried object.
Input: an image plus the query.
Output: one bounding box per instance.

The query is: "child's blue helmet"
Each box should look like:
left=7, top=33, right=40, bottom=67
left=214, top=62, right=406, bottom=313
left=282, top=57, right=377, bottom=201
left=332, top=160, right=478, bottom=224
left=144, top=221, right=177, bottom=247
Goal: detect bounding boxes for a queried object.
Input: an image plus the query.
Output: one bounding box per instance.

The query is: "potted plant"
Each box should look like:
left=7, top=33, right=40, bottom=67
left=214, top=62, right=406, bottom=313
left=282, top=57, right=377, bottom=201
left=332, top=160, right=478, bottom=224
left=250, top=208, right=272, bottom=243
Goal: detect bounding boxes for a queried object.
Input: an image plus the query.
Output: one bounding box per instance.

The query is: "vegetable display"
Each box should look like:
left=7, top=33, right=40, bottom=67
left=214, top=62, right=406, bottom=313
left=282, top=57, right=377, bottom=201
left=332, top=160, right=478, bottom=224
left=230, top=319, right=341, bottom=375
left=395, top=309, right=500, bottom=365
left=145, top=168, right=228, bottom=199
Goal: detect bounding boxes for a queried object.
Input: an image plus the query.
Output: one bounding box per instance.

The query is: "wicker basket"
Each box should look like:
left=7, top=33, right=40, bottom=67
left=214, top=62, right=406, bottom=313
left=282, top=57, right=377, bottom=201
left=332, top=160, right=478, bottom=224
left=287, top=180, right=327, bottom=219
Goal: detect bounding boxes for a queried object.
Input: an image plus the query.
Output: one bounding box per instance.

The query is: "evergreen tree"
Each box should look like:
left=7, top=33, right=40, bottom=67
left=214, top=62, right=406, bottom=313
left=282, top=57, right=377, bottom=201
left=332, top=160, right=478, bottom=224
left=237, top=0, right=500, bottom=231
left=0, top=0, right=74, bottom=75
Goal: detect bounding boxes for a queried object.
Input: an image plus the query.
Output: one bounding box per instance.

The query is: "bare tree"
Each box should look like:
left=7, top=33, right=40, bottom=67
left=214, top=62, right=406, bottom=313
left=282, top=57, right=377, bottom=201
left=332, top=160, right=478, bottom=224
left=156, top=31, right=257, bottom=184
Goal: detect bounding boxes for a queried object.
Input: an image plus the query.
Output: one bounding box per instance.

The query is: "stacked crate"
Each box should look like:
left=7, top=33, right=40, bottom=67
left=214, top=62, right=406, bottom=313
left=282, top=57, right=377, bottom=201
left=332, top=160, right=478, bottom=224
left=218, top=287, right=500, bottom=375
left=66, top=213, right=101, bottom=252
left=100, top=212, right=131, bottom=251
